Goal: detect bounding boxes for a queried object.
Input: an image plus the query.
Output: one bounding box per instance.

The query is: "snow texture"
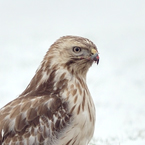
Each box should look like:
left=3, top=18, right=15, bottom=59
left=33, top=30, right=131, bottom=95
left=0, top=0, right=145, bottom=144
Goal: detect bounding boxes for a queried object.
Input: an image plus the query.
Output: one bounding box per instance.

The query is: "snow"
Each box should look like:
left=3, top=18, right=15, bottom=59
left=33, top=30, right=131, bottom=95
left=0, top=0, right=145, bottom=144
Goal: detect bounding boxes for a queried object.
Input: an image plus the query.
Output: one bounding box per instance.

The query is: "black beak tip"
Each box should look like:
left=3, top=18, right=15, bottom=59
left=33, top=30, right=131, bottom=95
left=96, top=59, right=99, bottom=65
left=94, top=55, right=99, bottom=65
left=91, top=53, right=99, bottom=64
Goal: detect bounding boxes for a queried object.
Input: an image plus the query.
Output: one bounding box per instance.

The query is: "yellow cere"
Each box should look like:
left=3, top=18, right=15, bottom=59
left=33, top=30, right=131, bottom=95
left=91, top=48, right=97, bottom=54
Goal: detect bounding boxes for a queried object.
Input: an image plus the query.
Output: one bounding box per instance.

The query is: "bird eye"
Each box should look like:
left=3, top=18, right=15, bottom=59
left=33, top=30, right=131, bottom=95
left=73, top=46, right=81, bottom=53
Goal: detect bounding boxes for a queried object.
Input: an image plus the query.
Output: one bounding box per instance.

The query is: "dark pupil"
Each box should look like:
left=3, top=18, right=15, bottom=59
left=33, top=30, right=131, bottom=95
left=75, top=48, right=79, bottom=51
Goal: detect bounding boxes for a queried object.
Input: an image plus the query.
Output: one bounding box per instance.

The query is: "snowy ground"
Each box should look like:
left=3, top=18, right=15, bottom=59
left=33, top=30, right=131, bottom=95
left=0, top=0, right=145, bottom=145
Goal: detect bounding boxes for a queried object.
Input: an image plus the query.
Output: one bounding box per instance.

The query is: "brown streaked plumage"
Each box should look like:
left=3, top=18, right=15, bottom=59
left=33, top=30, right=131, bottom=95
left=0, top=35, right=99, bottom=145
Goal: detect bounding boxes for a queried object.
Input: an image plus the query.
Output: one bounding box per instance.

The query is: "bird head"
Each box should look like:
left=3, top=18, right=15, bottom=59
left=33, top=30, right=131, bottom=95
left=44, top=36, right=99, bottom=76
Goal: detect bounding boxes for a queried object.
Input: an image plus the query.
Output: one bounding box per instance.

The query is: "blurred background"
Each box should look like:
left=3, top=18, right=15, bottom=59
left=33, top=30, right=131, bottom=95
left=0, top=0, right=145, bottom=144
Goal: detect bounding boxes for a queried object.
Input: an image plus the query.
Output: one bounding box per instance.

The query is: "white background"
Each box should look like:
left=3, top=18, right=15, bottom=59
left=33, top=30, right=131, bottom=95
left=0, top=0, right=145, bottom=144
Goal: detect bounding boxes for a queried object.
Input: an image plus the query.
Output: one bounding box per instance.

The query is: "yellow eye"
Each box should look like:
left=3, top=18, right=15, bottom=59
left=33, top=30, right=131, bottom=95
left=73, top=46, right=82, bottom=53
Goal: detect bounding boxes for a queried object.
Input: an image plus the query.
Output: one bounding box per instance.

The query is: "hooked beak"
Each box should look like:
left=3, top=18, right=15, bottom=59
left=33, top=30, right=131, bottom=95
left=91, top=48, right=99, bottom=64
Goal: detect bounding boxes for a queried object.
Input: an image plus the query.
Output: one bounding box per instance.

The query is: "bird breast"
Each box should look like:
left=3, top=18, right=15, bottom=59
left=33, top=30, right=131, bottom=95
left=58, top=76, right=96, bottom=145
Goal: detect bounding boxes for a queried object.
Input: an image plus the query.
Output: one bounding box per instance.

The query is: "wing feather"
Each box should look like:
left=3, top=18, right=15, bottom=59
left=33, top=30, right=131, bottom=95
left=0, top=95, right=71, bottom=144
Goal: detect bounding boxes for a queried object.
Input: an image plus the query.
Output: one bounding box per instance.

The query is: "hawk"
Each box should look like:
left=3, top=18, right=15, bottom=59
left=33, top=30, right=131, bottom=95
left=0, top=36, right=99, bottom=145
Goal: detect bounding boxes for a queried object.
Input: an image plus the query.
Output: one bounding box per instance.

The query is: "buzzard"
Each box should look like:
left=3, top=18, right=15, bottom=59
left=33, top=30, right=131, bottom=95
left=0, top=36, right=99, bottom=145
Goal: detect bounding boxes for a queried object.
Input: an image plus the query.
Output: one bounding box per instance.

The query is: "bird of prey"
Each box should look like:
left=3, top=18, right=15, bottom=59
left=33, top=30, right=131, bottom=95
left=0, top=36, right=99, bottom=145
